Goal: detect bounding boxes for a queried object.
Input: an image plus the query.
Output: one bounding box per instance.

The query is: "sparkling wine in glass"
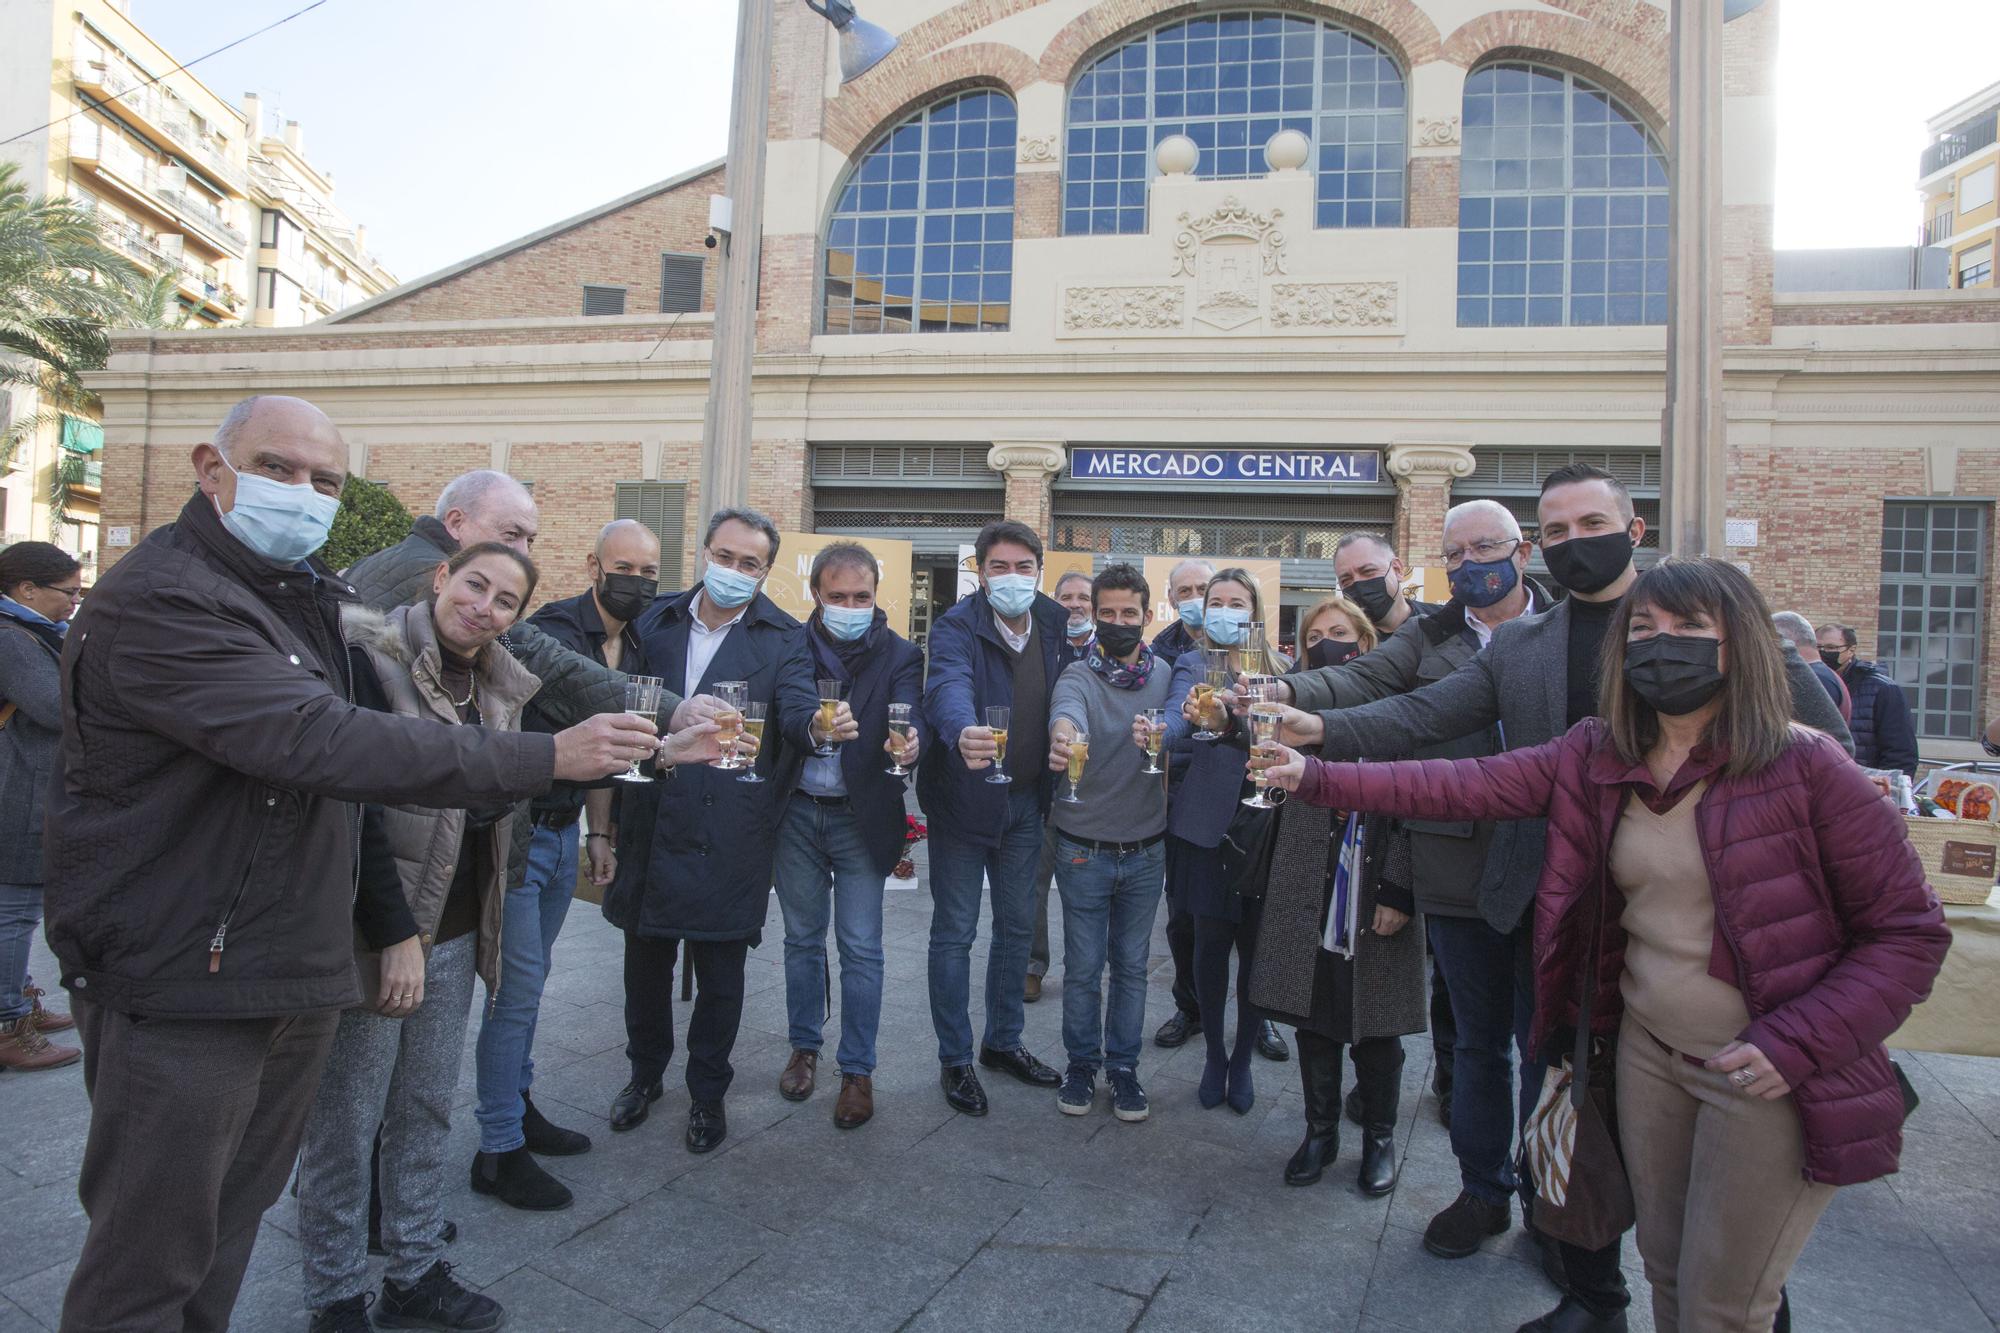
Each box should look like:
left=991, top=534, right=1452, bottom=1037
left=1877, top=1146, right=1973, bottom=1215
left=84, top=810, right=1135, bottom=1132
left=1141, top=707, right=1167, bottom=774
left=712, top=681, right=748, bottom=770
left=1243, top=703, right=1284, bottom=809
left=885, top=702, right=917, bottom=777
left=814, top=678, right=845, bottom=758
left=1193, top=648, right=1232, bottom=740
left=735, top=702, right=768, bottom=784
left=984, top=705, right=1012, bottom=785
left=1059, top=727, right=1089, bottom=804
left=615, top=676, right=662, bottom=784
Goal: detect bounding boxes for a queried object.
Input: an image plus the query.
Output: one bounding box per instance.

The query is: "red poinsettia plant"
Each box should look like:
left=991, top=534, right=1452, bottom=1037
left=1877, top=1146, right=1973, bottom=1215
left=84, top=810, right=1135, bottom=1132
left=894, top=814, right=928, bottom=880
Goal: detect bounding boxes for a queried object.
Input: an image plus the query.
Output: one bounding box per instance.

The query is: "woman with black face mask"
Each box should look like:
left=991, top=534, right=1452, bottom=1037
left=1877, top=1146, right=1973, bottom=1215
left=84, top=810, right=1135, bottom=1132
left=1255, top=559, right=1950, bottom=1333
left=1248, top=596, right=1427, bottom=1198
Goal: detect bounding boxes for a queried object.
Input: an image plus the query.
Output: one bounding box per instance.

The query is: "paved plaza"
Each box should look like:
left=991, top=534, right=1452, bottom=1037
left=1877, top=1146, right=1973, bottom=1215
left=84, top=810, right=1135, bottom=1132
left=1, top=869, right=1995, bottom=1333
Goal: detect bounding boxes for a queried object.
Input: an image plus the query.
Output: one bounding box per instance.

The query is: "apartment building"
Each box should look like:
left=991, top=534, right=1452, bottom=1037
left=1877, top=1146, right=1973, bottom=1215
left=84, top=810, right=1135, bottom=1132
left=0, top=0, right=393, bottom=563
left=1920, top=79, right=2000, bottom=291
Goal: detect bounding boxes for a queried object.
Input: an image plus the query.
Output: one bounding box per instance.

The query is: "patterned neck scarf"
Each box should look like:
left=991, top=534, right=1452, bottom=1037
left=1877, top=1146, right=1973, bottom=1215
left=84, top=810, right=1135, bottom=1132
left=1086, top=642, right=1156, bottom=690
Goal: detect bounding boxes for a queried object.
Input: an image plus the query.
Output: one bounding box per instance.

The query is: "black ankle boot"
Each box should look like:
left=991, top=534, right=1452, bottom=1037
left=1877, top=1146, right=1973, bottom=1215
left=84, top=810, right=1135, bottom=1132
left=1285, top=1124, right=1339, bottom=1185
left=469, top=1145, right=574, bottom=1211
left=1354, top=1041, right=1401, bottom=1196
left=1357, top=1122, right=1397, bottom=1196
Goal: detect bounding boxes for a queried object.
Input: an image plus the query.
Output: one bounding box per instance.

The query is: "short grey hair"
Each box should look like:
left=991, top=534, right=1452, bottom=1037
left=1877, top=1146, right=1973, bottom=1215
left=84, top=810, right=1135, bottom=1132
left=810, top=541, right=877, bottom=590
left=1333, top=531, right=1397, bottom=563
left=1771, top=611, right=1817, bottom=653
left=435, top=469, right=528, bottom=521
left=213, top=396, right=267, bottom=461
left=1167, top=558, right=1215, bottom=588
left=703, top=506, right=781, bottom=564
left=1054, top=570, right=1093, bottom=596
left=1442, top=499, right=1523, bottom=543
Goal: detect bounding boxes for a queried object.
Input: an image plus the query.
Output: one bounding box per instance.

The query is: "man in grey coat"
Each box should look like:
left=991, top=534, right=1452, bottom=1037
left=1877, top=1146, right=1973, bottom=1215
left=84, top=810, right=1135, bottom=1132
left=1277, top=465, right=1852, bottom=1333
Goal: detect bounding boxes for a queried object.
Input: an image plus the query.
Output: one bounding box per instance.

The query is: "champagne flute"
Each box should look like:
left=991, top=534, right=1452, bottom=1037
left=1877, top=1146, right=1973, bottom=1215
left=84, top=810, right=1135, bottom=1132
left=885, top=702, right=917, bottom=777
left=712, top=681, right=747, bottom=770
left=813, top=678, right=846, bottom=758
left=1059, top=726, right=1090, bottom=805
left=984, top=705, right=1012, bottom=785
left=1243, top=703, right=1284, bottom=809
left=735, top=701, right=768, bottom=784
left=1140, top=707, right=1168, bottom=775
left=1193, top=648, right=1231, bottom=740
left=614, top=676, right=662, bottom=784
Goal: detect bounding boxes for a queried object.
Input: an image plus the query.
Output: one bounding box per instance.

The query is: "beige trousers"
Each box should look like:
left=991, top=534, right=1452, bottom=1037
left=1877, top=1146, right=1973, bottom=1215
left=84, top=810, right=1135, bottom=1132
left=1616, top=1013, right=1836, bottom=1333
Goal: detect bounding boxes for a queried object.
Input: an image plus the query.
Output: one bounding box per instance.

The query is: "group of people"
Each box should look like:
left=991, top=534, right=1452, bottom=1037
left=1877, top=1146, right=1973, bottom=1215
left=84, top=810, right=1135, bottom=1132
left=0, top=393, right=1955, bottom=1333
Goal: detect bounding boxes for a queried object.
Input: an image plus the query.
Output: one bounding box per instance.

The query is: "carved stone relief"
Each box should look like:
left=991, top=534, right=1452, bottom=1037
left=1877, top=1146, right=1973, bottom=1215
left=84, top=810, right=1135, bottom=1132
left=1269, top=282, right=1399, bottom=329
left=1016, top=134, right=1057, bottom=165
left=1415, top=117, right=1461, bottom=148
left=1061, top=285, right=1185, bottom=331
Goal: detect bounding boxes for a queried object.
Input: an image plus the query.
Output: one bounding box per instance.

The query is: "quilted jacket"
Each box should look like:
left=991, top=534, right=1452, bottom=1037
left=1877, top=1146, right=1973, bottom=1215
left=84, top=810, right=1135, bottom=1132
left=1294, top=718, right=1952, bottom=1186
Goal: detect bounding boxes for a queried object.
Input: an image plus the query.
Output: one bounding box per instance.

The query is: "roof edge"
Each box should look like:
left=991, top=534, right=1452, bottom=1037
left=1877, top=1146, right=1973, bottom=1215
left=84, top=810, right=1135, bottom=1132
left=320, top=157, right=726, bottom=325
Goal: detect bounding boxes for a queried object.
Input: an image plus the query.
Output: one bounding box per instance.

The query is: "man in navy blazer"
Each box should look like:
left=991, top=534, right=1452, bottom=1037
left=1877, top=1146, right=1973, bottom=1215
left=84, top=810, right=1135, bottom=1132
left=917, top=520, right=1073, bottom=1115
left=770, top=542, right=924, bottom=1131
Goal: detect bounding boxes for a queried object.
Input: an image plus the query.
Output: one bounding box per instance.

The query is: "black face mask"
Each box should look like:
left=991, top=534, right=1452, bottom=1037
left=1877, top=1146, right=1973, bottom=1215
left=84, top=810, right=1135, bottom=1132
left=596, top=572, right=657, bottom=623
left=1346, top=575, right=1399, bottom=625
left=1308, top=639, right=1363, bottom=670
left=1623, top=633, right=1725, bottom=717
left=1818, top=648, right=1847, bottom=673
left=1544, top=528, right=1636, bottom=595
left=1095, top=621, right=1146, bottom=660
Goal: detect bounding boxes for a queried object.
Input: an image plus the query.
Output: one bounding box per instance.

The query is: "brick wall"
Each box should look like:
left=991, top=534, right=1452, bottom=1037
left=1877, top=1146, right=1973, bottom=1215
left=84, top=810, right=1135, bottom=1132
left=1773, top=298, right=2000, bottom=326
left=1722, top=204, right=1774, bottom=345
left=1408, top=157, right=1459, bottom=229
left=342, top=167, right=725, bottom=324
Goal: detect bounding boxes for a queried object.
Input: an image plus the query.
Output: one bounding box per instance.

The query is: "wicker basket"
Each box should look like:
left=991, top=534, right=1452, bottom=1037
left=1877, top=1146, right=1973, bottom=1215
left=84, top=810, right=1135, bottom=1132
left=1905, top=781, right=2000, bottom=906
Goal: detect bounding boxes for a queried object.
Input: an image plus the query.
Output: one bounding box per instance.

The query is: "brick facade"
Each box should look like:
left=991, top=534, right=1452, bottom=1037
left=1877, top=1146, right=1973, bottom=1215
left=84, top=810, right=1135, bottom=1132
left=1408, top=157, right=1459, bottom=229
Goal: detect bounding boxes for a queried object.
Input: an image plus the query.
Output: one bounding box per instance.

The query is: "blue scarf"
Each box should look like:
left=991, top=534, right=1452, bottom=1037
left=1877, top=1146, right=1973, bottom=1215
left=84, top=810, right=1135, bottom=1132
left=0, top=596, right=67, bottom=659
left=1086, top=642, right=1155, bottom=690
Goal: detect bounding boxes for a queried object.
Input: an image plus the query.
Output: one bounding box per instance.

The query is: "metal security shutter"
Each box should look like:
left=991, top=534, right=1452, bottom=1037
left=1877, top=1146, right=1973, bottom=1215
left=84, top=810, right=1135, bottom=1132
left=613, top=481, right=687, bottom=587
left=660, top=253, right=703, bottom=313
left=810, top=444, right=1004, bottom=556
left=582, top=284, right=627, bottom=317
left=1456, top=446, right=1662, bottom=572
left=1050, top=479, right=1396, bottom=589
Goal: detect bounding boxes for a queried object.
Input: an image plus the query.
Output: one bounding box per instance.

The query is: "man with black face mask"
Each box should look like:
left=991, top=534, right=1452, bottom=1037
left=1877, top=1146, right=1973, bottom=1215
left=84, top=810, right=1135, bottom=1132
left=1333, top=532, right=1429, bottom=634
left=1276, top=464, right=1852, bottom=1333
left=468, top=518, right=663, bottom=1210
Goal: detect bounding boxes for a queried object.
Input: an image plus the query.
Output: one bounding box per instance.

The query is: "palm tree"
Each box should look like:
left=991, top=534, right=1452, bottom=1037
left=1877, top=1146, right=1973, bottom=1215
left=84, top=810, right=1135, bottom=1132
left=0, top=160, right=139, bottom=473
left=123, top=268, right=198, bottom=331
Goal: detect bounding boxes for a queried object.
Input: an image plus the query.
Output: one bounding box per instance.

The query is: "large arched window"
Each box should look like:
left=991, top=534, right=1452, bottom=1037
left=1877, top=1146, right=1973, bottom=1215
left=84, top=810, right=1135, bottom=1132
left=823, top=89, right=1017, bottom=334
left=1063, top=11, right=1406, bottom=235
left=1456, top=62, right=1668, bottom=328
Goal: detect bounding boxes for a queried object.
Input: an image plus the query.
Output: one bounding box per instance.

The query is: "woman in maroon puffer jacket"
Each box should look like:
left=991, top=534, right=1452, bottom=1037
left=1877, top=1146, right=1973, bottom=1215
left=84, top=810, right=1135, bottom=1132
left=1259, top=559, right=1950, bottom=1333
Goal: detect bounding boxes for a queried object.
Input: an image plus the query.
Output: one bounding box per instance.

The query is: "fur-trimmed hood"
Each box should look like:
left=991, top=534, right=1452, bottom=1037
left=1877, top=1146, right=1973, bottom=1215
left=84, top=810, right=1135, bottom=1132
left=341, top=600, right=542, bottom=720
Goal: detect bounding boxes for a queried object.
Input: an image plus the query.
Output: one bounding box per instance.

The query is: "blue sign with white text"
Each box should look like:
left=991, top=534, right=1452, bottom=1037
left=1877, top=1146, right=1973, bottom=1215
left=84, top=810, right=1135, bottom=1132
left=1068, top=447, right=1381, bottom=485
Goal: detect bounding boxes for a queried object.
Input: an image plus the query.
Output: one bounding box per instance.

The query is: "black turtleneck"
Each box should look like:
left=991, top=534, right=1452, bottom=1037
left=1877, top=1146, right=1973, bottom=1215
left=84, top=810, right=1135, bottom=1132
left=435, top=644, right=486, bottom=945
left=1565, top=594, right=1621, bottom=727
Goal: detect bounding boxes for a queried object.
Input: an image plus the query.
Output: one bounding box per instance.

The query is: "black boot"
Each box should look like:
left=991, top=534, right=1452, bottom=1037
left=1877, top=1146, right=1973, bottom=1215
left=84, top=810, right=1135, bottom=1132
left=470, top=1144, right=574, bottom=1211
left=521, top=1092, right=592, bottom=1156
left=1516, top=1295, right=1628, bottom=1333
left=1354, top=1037, right=1401, bottom=1197
left=1284, top=1033, right=1340, bottom=1186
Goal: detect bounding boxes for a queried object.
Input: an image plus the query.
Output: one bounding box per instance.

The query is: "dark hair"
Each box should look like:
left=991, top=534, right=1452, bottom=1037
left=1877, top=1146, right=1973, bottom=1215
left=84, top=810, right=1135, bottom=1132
left=810, top=541, right=878, bottom=591
left=1091, top=562, right=1150, bottom=609
left=1824, top=622, right=1859, bottom=649
left=704, top=506, right=781, bottom=565
left=1333, top=531, right=1397, bottom=563
left=1540, top=462, right=1635, bottom=522
left=441, top=541, right=540, bottom=608
left=974, top=519, right=1042, bottom=566
left=1600, top=558, right=1792, bottom=777
left=0, top=541, right=81, bottom=594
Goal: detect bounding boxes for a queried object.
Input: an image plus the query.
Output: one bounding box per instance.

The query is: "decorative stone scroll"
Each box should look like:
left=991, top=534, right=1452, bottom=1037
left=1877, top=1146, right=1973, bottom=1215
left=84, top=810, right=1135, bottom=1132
left=1269, top=282, right=1399, bottom=329
left=1017, top=134, right=1058, bottom=165
left=1415, top=116, right=1461, bottom=148
left=1170, top=196, right=1287, bottom=278
left=1061, top=285, right=1185, bottom=331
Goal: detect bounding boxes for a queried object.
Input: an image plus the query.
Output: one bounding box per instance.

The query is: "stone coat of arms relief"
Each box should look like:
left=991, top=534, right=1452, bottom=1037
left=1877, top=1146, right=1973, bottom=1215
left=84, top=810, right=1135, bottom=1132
left=1170, top=197, right=1287, bottom=330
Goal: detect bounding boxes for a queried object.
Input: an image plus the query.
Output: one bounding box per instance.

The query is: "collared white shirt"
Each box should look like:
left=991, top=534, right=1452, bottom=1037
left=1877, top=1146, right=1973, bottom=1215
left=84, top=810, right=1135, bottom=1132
left=993, top=610, right=1031, bottom=655
left=1466, top=583, right=1546, bottom=653
left=686, top=590, right=748, bottom=690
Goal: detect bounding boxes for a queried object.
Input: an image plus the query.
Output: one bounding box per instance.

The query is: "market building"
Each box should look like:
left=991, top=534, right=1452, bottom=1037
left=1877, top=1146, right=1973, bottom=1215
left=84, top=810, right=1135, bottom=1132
left=85, top=0, right=2000, bottom=758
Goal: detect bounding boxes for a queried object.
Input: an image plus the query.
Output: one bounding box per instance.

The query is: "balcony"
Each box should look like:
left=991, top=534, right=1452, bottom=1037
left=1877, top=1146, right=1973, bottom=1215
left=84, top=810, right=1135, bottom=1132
left=98, top=219, right=243, bottom=315
left=71, top=58, right=248, bottom=195
left=1922, top=113, right=1998, bottom=178
left=1923, top=212, right=1956, bottom=246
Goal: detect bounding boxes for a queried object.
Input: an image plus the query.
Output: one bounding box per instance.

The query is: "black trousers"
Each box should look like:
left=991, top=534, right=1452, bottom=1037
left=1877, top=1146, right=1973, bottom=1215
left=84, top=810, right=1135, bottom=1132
left=1165, top=905, right=1199, bottom=1019
left=1429, top=947, right=1457, bottom=1078
left=623, top=931, right=749, bottom=1106
left=63, top=1000, right=339, bottom=1333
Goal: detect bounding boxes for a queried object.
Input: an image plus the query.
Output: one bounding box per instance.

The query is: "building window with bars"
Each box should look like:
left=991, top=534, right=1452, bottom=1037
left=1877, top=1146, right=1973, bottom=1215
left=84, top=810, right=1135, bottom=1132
left=1878, top=501, right=1986, bottom=740
left=660, top=253, right=704, bottom=313
left=613, top=481, right=688, bottom=587
left=582, top=284, right=628, bottom=317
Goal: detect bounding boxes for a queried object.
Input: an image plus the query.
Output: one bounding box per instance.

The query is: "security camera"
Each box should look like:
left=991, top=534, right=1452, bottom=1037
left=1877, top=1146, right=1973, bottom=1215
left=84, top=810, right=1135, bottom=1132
left=704, top=232, right=719, bottom=250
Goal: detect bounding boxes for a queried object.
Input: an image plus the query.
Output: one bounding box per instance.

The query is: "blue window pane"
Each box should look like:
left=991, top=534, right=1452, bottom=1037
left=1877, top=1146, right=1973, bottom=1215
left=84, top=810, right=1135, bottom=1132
left=1458, top=297, right=1490, bottom=327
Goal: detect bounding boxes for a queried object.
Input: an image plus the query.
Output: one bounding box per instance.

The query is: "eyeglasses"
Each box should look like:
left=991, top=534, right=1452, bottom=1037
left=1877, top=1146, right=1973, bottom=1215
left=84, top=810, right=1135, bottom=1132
left=38, top=583, right=84, bottom=602
left=705, top=547, right=767, bottom=577
left=1441, top=538, right=1522, bottom=570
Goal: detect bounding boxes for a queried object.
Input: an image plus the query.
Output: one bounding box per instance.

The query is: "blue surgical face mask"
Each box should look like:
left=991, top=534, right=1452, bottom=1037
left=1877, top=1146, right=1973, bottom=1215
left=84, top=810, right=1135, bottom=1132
left=1177, top=599, right=1205, bottom=631
left=1449, top=556, right=1520, bottom=609
left=820, top=603, right=874, bottom=642
left=214, top=460, right=340, bottom=564
left=1204, top=606, right=1248, bottom=646
left=702, top=560, right=760, bottom=609
left=986, top=573, right=1037, bottom=619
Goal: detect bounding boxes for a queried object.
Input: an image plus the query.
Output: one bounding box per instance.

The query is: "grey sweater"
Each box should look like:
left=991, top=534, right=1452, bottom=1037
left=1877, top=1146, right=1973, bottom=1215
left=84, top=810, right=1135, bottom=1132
left=1048, top=658, right=1172, bottom=842
left=0, top=616, right=63, bottom=884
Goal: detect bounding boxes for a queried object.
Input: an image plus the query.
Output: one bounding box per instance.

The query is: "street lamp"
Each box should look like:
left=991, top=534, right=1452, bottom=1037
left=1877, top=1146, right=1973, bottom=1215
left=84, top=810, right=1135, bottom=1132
left=700, top=1, right=899, bottom=517
left=1661, top=0, right=1769, bottom=557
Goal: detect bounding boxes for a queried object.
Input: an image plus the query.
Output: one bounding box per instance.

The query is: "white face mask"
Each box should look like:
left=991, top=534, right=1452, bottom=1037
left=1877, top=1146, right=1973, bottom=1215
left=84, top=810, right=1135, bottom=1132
left=214, top=458, right=341, bottom=564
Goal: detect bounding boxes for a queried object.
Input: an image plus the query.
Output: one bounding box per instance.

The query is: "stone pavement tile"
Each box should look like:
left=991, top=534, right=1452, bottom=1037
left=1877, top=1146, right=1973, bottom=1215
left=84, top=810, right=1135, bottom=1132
left=1892, top=1052, right=2000, bottom=1144
left=241, top=1219, right=302, bottom=1281
left=987, top=1178, right=1199, bottom=1294
left=1912, top=1050, right=2000, bottom=1138
left=1786, top=1224, right=1992, bottom=1332
left=1812, top=1175, right=1937, bottom=1248
left=744, top=1085, right=957, bottom=1171
left=815, top=1158, right=1034, bottom=1265
left=664, top=1305, right=764, bottom=1330
left=701, top=1217, right=959, bottom=1332
left=520, top=997, right=629, bottom=1067
left=0, top=1185, right=86, bottom=1286
left=530, top=1064, right=786, bottom=1205
left=1, top=1073, right=89, bottom=1188
left=535, top=1188, right=784, bottom=1327
left=1060, top=1116, right=1251, bottom=1216
left=223, top=1258, right=307, bottom=1332
left=475, top=1265, right=655, bottom=1332
left=915, top=1097, right=1101, bottom=1189
left=1140, top=1193, right=1377, bottom=1332
left=0, top=1296, right=40, bottom=1333
left=0, top=1262, right=65, bottom=1331
left=0, top=1166, right=33, bottom=1206
left=1890, top=1171, right=2000, bottom=1324
left=1885, top=1110, right=2000, bottom=1203
left=667, top=1122, right=868, bottom=1236
left=902, top=1247, right=1144, bottom=1333
left=1361, top=1228, right=1555, bottom=1331
left=429, top=1121, right=634, bottom=1289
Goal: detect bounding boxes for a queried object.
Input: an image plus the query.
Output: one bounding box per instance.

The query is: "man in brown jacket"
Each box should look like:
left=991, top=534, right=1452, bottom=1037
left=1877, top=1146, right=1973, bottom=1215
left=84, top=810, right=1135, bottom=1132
left=41, top=396, right=662, bottom=1333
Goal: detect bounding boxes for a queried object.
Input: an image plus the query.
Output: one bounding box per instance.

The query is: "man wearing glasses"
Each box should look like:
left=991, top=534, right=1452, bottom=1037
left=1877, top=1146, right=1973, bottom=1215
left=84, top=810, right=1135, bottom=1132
left=602, top=507, right=823, bottom=1155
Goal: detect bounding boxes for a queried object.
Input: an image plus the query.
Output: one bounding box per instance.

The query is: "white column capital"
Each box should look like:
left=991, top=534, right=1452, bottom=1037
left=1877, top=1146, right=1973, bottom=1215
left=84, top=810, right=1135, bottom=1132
left=1386, top=440, right=1476, bottom=487
left=988, top=440, right=1067, bottom=478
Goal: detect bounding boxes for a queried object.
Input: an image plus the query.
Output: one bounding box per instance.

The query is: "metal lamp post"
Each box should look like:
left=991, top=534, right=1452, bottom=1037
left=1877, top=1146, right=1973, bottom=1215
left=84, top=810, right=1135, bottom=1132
left=698, top=1, right=896, bottom=515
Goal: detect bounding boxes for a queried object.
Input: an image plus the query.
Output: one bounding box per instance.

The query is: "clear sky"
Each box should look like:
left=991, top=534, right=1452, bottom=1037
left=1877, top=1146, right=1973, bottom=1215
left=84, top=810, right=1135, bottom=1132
left=122, top=1, right=2000, bottom=283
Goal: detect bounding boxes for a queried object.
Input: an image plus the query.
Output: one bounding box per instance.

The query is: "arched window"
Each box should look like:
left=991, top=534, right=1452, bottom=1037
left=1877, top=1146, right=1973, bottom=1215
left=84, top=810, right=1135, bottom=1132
left=822, top=89, right=1016, bottom=334
left=1063, top=11, right=1406, bottom=236
left=1457, top=62, right=1668, bottom=328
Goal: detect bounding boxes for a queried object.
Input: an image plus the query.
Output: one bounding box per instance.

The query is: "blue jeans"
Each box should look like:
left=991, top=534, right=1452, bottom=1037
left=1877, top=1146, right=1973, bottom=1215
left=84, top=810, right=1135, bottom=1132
left=0, top=881, right=40, bottom=1022
left=772, top=794, right=885, bottom=1076
left=473, top=822, right=579, bottom=1153
left=1427, top=914, right=1538, bottom=1206
left=1054, top=836, right=1164, bottom=1072
left=926, top=785, right=1043, bottom=1068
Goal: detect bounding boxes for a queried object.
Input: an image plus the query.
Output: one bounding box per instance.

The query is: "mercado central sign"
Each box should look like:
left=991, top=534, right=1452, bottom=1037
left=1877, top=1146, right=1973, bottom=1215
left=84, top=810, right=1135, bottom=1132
left=1068, top=446, right=1382, bottom=485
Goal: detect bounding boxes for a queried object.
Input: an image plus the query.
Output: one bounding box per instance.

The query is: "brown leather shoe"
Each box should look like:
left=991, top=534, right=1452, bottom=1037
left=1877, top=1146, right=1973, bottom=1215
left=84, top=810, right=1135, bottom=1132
left=779, top=1049, right=817, bottom=1102
left=1024, top=974, right=1042, bottom=1003
left=833, top=1074, right=874, bottom=1129
left=0, top=1016, right=79, bottom=1071
left=25, top=984, right=73, bottom=1034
